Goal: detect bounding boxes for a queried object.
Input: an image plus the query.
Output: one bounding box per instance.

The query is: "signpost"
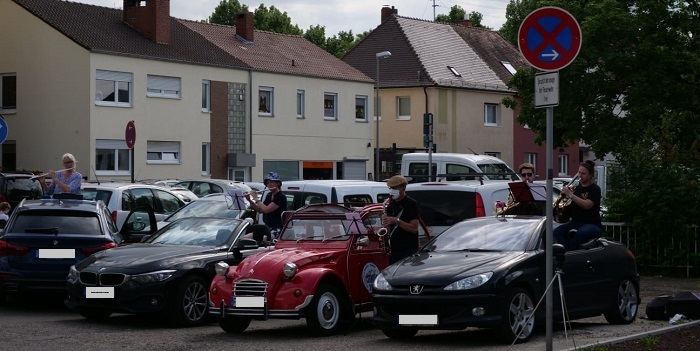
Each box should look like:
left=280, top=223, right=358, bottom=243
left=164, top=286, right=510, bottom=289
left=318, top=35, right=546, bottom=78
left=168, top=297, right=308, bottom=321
left=518, top=7, right=581, bottom=351
left=125, top=121, right=135, bottom=183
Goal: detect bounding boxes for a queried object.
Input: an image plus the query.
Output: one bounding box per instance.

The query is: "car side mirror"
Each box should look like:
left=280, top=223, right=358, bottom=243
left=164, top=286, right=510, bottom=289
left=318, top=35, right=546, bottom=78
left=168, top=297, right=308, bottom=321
left=237, top=238, right=259, bottom=250
left=356, top=236, right=369, bottom=248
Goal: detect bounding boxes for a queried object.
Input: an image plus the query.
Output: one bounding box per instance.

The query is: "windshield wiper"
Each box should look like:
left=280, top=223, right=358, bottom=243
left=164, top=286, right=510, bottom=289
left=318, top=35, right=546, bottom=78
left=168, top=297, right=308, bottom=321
left=456, top=248, right=499, bottom=252
left=24, top=227, right=59, bottom=234
left=322, top=234, right=347, bottom=243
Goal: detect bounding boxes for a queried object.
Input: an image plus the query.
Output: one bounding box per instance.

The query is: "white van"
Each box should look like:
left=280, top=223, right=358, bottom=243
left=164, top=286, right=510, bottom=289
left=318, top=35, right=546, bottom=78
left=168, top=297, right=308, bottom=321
left=262, top=180, right=391, bottom=212
left=400, top=153, right=520, bottom=183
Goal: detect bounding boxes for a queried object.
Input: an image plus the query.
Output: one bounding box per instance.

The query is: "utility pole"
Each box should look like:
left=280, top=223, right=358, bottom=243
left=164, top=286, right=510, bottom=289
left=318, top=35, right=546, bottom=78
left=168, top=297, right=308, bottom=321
left=432, top=0, right=437, bottom=21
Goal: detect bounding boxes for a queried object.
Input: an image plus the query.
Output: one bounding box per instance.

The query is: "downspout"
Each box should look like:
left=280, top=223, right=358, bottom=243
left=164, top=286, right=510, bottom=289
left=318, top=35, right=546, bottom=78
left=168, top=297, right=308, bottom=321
left=423, top=86, right=432, bottom=181
left=248, top=69, right=254, bottom=181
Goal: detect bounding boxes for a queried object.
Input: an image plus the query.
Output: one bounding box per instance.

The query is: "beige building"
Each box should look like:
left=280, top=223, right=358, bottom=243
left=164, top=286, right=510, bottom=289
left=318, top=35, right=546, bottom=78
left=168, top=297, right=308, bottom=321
left=0, top=0, right=374, bottom=182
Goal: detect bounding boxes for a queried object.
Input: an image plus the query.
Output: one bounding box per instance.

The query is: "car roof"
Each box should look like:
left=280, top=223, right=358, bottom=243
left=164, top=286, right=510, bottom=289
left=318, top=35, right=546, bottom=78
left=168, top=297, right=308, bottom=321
left=406, top=180, right=510, bottom=191
left=81, top=182, right=170, bottom=190
left=17, top=199, right=103, bottom=212
left=0, top=172, right=35, bottom=178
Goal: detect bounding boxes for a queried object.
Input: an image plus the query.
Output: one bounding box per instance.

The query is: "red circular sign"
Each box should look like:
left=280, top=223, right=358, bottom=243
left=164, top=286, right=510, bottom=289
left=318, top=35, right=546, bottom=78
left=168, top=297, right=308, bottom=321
left=125, top=120, right=136, bottom=149
left=518, top=7, right=582, bottom=72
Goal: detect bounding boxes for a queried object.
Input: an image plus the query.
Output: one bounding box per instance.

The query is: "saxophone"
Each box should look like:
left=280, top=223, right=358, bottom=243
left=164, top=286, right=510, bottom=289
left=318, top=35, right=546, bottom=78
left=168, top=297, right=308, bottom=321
left=377, top=197, right=403, bottom=238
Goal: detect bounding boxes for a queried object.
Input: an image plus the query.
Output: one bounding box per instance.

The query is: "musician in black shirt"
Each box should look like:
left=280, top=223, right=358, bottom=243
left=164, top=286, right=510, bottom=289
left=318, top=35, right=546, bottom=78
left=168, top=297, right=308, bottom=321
left=383, top=175, right=421, bottom=263
left=553, top=160, right=603, bottom=250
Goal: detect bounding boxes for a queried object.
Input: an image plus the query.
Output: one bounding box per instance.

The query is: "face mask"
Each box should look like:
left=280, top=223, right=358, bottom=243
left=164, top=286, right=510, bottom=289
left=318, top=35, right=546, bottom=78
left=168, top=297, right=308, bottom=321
left=389, top=189, right=400, bottom=199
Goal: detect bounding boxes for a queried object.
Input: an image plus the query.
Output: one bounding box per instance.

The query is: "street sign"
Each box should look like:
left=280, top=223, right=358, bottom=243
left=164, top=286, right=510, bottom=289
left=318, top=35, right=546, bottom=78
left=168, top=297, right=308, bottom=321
left=535, top=71, right=559, bottom=108
left=518, top=7, right=582, bottom=72
left=0, top=116, right=8, bottom=144
left=125, top=120, right=136, bottom=149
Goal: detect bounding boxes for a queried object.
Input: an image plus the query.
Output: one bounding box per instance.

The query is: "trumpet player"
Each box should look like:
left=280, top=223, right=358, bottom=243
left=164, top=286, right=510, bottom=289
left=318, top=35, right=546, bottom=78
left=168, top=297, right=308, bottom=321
left=38, top=153, right=83, bottom=195
left=553, top=160, right=602, bottom=251
left=383, top=175, right=420, bottom=264
left=245, top=172, right=287, bottom=237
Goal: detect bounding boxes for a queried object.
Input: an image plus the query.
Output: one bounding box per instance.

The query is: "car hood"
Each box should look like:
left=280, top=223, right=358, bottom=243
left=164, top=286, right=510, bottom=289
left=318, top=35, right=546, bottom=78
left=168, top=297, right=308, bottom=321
left=233, top=247, right=343, bottom=280
left=75, top=244, right=222, bottom=272
left=383, top=250, right=525, bottom=285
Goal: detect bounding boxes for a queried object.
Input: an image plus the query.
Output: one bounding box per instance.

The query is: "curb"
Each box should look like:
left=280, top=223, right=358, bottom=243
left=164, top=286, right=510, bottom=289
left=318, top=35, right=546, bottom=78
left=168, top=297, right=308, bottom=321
left=563, top=319, right=700, bottom=350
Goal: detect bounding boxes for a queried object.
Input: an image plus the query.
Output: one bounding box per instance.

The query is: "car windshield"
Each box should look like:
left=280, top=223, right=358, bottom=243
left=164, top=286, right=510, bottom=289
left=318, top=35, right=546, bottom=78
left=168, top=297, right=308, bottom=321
left=479, top=163, right=519, bottom=181
left=145, top=218, right=240, bottom=246
left=427, top=218, right=541, bottom=252
left=79, top=189, right=113, bottom=204
left=165, top=199, right=244, bottom=221
left=9, top=210, right=102, bottom=235
left=280, top=217, right=365, bottom=242
left=6, top=178, right=43, bottom=199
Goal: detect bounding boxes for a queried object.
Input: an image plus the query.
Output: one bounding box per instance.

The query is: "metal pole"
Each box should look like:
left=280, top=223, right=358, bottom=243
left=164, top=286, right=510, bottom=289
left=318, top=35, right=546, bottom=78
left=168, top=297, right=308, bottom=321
left=375, top=58, right=380, bottom=181
left=545, top=105, right=554, bottom=351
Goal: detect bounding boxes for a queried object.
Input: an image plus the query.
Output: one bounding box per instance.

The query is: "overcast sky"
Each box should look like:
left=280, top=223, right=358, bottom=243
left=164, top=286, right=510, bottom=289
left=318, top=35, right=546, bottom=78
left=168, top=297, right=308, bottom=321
left=75, top=0, right=510, bottom=36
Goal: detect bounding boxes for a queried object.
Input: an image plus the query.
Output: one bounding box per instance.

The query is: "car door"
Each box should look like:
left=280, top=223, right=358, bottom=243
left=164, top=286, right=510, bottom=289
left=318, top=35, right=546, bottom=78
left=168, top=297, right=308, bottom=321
left=347, top=212, right=389, bottom=303
left=129, top=188, right=168, bottom=223
left=153, top=188, right=185, bottom=216
left=120, top=206, right=157, bottom=243
left=561, top=247, right=607, bottom=313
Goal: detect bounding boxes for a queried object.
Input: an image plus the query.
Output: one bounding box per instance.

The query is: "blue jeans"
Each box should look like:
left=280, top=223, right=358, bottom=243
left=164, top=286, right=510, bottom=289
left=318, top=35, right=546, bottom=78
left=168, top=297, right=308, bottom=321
left=553, top=221, right=603, bottom=251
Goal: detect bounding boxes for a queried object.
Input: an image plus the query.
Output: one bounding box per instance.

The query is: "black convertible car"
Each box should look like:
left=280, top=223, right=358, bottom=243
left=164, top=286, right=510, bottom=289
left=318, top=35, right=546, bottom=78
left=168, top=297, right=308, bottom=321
left=371, top=216, right=640, bottom=343
left=65, top=214, right=271, bottom=327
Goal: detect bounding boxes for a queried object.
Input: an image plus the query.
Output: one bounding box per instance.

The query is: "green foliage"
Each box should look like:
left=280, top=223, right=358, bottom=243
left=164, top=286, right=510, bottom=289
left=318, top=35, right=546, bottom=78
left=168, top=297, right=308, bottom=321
left=253, top=4, right=302, bottom=35
left=208, top=0, right=248, bottom=26
left=303, top=24, right=326, bottom=48
left=435, top=5, right=489, bottom=29
left=640, top=335, right=660, bottom=350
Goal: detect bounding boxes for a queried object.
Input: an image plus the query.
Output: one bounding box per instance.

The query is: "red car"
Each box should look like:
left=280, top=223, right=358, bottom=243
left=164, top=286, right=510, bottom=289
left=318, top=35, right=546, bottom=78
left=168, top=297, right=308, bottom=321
left=209, top=203, right=429, bottom=335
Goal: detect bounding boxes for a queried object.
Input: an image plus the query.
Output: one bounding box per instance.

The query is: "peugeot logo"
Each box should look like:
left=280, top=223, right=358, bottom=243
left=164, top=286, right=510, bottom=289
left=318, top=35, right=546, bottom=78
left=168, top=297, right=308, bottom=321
left=410, top=284, right=423, bottom=294
left=52, top=240, right=59, bottom=246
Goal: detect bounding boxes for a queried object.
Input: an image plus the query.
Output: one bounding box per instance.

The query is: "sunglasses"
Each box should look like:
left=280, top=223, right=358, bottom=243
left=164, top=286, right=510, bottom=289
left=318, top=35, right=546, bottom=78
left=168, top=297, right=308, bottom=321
left=520, top=172, right=533, bottom=177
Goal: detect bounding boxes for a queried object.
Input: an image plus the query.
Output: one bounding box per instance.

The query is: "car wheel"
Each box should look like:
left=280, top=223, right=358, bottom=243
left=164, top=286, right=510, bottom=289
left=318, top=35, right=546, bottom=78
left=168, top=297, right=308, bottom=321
left=171, top=275, right=209, bottom=327
left=604, top=278, right=639, bottom=324
left=218, top=316, right=251, bottom=333
left=79, top=311, right=112, bottom=320
left=495, top=288, right=535, bottom=344
left=306, top=283, right=350, bottom=336
left=381, top=328, right=418, bottom=339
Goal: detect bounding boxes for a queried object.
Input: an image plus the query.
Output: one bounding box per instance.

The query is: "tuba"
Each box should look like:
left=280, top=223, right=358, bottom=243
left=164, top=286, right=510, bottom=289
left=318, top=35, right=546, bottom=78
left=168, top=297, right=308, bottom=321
left=553, top=175, right=580, bottom=221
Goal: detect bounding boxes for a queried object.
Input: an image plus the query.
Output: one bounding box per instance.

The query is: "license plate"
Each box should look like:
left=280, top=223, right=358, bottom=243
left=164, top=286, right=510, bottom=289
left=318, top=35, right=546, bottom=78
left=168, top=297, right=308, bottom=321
left=37, top=249, right=75, bottom=259
left=399, top=315, right=438, bottom=325
left=233, top=296, right=264, bottom=308
left=85, top=287, right=115, bottom=299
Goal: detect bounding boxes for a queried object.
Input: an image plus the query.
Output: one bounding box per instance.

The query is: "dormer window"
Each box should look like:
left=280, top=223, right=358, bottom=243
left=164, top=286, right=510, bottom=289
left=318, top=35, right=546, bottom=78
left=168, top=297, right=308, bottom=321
left=447, top=66, right=461, bottom=77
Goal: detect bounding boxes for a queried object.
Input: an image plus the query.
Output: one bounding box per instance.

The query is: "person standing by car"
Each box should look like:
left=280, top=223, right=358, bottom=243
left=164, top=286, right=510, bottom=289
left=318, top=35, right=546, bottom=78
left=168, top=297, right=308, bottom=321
left=38, top=153, right=83, bottom=195
left=519, top=162, right=536, bottom=183
left=553, top=160, right=603, bottom=250
left=246, top=172, right=287, bottom=238
left=383, top=175, right=421, bottom=263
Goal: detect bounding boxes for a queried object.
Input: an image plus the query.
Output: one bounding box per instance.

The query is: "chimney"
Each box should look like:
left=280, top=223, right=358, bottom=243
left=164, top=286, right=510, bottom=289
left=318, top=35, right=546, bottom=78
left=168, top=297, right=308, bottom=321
left=236, top=12, right=254, bottom=42
left=122, top=0, right=171, bottom=44
left=381, top=5, right=397, bottom=23
left=458, top=19, right=473, bottom=27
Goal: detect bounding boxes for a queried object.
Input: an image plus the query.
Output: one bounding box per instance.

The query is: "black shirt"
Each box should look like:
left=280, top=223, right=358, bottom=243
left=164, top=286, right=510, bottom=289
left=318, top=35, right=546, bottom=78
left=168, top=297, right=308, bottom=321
left=262, top=191, right=287, bottom=230
left=386, top=195, right=420, bottom=251
left=570, top=183, right=602, bottom=225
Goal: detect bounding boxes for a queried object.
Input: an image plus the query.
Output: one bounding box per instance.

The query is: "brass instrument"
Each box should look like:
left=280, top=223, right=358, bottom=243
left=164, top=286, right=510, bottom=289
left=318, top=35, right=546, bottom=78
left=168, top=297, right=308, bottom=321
left=377, top=197, right=403, bottom=239
left=553, top=175, right=580, bottom=221
left=495, top=192, right=517, bottom=217
left=30, top=168, right=74, bottom=180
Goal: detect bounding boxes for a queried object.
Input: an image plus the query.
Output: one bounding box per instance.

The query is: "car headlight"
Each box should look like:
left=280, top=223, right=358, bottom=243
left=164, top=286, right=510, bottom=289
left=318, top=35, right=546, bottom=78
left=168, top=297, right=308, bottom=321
left=67, top=265, right=79, bottom=284
left=443, top=272, right=493, bottom=291
left=373, top=273, right=393, bottom=291
left=283, top=262, right=297, bottom=278
left=129, top=270, right=176, bottom=284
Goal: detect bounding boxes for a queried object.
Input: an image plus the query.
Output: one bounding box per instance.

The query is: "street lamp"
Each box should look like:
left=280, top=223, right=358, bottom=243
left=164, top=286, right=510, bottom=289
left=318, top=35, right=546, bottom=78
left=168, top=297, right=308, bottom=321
left=375, top=50, right=391, bottom=181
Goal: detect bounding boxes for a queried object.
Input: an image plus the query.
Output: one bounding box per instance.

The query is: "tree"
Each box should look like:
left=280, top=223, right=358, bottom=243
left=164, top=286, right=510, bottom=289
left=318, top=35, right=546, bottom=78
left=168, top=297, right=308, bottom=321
left=304, top=25, right=327, bottom=49
left=253, top=4, right=302, bottom=35
left=325, top=30, right=357, bottom=58
left=435, top=5, right=489, bottom=29
left=208, top=0, right=248, bottom=26
left=502, top=0, right=700, bottom=262
left=499, top=0, right=540, bottom=44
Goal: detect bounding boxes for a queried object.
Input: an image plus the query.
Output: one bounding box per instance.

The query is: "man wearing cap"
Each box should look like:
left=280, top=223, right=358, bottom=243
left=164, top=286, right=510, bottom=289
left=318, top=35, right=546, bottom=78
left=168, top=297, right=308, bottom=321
left=383, top=175, right=421, bottom=263
left=246, top=172, right=287, bottom=236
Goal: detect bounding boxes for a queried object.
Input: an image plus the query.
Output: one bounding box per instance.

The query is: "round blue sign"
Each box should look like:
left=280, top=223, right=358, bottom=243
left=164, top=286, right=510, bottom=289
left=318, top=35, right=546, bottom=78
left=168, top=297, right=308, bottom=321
left=0, top=116, right=8, bottom=144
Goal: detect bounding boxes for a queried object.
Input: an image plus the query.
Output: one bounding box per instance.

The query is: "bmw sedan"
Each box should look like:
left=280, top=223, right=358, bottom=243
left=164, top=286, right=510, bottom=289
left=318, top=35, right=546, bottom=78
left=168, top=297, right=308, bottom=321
left=371, top=216, right=640, bottom=344
left=65, top=216, right=270, bottom=327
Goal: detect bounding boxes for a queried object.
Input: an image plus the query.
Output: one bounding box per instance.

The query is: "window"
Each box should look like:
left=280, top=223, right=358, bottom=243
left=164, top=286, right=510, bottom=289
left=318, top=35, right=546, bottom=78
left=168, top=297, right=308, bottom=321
left=147, top=75, right=181, bottom=98
left=147, top=141, right=180, bottom=164
left=324, top=93, right=337, bottom=120
left=95, top=70, right=132, bottom=106
left=355, top=95, right=368, bottom=121
left=0, top=73, right=16, bottom=113
left=258, top=87, right=274, bottom=116
left=95, top=139, right=131, bottom=174
left=558, top=154, right=569, bottom=176
left=525, top=153, right=537, bottom=167
left=228, top=169, right=246, bottom=181
left=263, top=160, right=300, bottom=181
left=296, top=89, right=305, bottom=118
left=484, top=103, right=499, bottom=126
left=397, top=97, right=411, bottom=120
left=501, top=61, right=517, bottom=75
left=202, top=142, right=210, bottom=175
left=202, top=80, right=211, bottom=112
left=447, top=66, right=461, bottom=77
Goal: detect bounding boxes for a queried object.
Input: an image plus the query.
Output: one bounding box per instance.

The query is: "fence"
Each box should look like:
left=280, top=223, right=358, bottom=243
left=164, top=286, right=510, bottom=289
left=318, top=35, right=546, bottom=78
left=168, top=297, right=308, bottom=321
left=602, top=222, right=699, bottom=278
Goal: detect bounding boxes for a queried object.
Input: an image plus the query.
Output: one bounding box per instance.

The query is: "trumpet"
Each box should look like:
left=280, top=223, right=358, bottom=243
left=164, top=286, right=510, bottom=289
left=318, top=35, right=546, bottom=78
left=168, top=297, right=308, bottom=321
left=30, top=168, right=74, bottom=180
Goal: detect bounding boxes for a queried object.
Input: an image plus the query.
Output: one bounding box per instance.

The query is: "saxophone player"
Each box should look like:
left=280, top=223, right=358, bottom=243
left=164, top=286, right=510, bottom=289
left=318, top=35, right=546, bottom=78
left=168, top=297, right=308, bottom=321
left=553, top=160, right=603, bottom=251
left=383, top=175, right=421, bottom=263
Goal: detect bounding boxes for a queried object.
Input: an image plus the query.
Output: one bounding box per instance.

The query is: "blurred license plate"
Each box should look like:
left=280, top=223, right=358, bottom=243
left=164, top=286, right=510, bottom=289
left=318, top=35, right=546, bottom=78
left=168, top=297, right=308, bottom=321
left=37, top=249, right=75, bottom=259
left=399, top=315, right=438, bottom=325
left=85, top=287, right=115, bottom=299
left=232, top=296, right=264, bottom=308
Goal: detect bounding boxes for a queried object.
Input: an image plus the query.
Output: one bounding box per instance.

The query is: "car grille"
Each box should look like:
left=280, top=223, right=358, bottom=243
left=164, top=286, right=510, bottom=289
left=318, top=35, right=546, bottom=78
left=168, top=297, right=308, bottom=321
left=79, top=272, right=127, bottom=286
left=234, top=279, right=267, bottom=297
